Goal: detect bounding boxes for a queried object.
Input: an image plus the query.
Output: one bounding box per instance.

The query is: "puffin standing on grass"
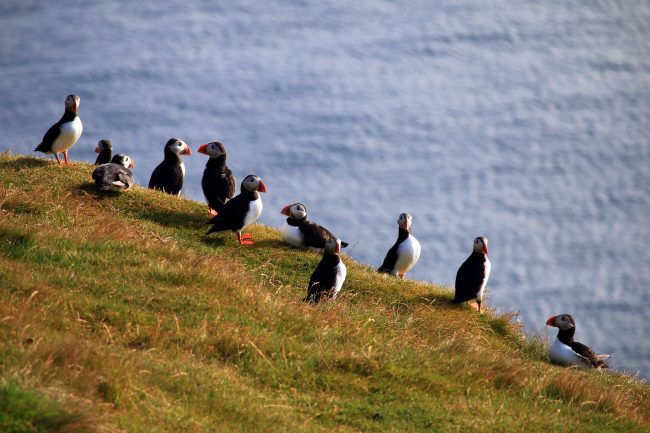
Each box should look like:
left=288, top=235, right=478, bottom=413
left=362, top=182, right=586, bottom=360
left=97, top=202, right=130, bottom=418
left=453, top=236, right=491, bottom=313
left=92, top=154, right=135, bottom=192
left=304, top=238, right=346, bottom=303
left=148, top=138, right=191, bottom=195
left=34, top=94, right=83, bottom=165
left=206, top=175, right=266, bottom=245
left=378, top=213, right=421, bottom=278
left=280, top=202, right=349, bottom=251
left=94, top=139, right=113, bottom=165
left=546, top=314, right=611, bottom=368
left=197, top=141, right=236, bottom=215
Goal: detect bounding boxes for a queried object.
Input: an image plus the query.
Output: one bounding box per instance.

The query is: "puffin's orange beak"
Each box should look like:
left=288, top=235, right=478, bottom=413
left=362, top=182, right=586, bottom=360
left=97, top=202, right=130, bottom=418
left=281, top=204, right=291, bottom=216
left=197, top=144, right=209, bottom=155
left=94, top=146, right=100, bottom=153
left=180, top=145, right=191, bottom=156
left=546, top=316, right=557, bottom=327
left=129, top=160, right=135, bottom=168
left=483, top=245, right=488, bottom=254
left=257, top=180, right=267, bottom=193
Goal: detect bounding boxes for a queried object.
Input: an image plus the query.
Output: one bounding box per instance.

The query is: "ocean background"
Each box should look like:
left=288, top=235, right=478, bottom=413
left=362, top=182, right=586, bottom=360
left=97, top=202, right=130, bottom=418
left=1, top=0, right=648, bottom=379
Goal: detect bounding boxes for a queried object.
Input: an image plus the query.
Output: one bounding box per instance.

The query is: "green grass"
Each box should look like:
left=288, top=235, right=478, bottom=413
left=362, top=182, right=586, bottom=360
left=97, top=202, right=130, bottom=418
left=0, top=152, right=648, bottom=432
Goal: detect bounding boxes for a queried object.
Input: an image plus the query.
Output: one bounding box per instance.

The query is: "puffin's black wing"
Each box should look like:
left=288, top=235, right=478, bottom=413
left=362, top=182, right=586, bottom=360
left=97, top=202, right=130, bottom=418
left=35, top=122, right=62, bottom=153
left=300, top=221, right=348, bottom=249
left=149, top=162, right=183, bottom=195
left=378, top=242, right=399, bottom=273
left=206, top=193, right=249, bottom=234
left=93, top=164, right=133, bottom=191
left=569, top=341, right=609, bottom=368
left=305, top=262, right=337, bottom=303
left=453, top=255, right=485, bottom=303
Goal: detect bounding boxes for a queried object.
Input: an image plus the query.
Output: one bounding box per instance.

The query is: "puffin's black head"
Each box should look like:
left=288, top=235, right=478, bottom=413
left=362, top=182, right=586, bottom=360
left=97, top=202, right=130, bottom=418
left=397, top=213, right=412, bottom=232
left=197, top=141, right=226, bottom=158
left=324, top=237, right=342, bottom=255
left=242, top=175, right=266, bottom=193
left=111, top=153, right=135, bottom=169
left=65, top=94, right=80, bottom=113
left=281, top=203, right=307, bottom=219
left=165, top=138, right=191, bottom=156
left=546, top=314, right=576, bottom=330
left=473, top=236, right=488, bottom=254
left=95, top=139, right=112, bottom=153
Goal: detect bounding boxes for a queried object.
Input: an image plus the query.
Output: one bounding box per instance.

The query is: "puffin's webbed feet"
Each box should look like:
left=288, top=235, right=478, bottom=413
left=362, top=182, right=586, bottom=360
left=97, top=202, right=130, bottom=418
left=237, top=233, right=254, bottom=245
left=208, top=207, right=218, bottom=216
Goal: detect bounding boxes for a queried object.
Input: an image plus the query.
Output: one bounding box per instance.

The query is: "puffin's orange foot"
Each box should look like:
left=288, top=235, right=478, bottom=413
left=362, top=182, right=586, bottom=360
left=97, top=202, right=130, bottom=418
left=208, top=208, right=218, bottom=216
left=238, top=233, right=254, bottom=245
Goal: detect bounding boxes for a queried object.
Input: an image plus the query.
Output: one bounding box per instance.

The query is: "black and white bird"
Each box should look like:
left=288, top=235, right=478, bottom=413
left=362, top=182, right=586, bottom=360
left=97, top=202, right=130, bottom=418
left=378, top=213, right=421, bottom=278
left=206, top=175, right=266, bottom=245
left=197, top=141, right=236, bottom=215
left=94, top=139, right=113, bottom=165
left=304, top=238, right=347, bottom=303
left=92, top=154, right=135, bottom=192
left=148, top=138, right=191, bottom=195
left=453, top=236, right=491, bottom=313
left=34, top=94, right=83, bottom=165
left=280, top=203, right=349, bottom=251
left=546, top=314, right=611, bottom=369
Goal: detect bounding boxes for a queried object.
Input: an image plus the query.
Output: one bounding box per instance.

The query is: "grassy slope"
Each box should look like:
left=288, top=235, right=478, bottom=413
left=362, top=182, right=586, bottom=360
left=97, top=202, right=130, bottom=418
left=0, top=153, right=648, bottom=433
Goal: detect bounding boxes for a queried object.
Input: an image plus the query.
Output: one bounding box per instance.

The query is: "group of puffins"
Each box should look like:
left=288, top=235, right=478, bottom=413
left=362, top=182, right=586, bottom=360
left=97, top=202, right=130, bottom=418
left=32, top=95, right=612, bottom=370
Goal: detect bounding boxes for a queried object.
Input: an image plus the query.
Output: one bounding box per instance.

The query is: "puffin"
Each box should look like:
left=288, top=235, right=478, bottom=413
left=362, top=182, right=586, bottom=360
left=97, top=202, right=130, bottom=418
left=206, top=175, right=266, bottom=245
left=280, top=202, right=349, bottom=251
left=34, top=94, right=83, bottom=165
left=94, top=139, right=113, bottom=165
left=546, top=314, right=610, bottom=369
left=197, top=141, right=236, bottom=215
left=378, top=213, right=421, bottom=278
left=148, top=138, right=191, bottom=195
left=453, top=236, right=491, bottom=313
left=304, top=238, right=347, bottom=303
left=92, top=154, right=135, bottom=192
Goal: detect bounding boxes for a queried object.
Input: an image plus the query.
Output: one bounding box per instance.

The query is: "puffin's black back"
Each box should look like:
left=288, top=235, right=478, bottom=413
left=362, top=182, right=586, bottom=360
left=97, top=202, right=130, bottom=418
left=304, top=254, right=340, bottom=303
left=95, top=148, right=112, bottom=165
left=293, top=219, right=347, bottom=249
left=35, top=110, right=77, bottom=153
left=202, top=156, right=236, bottom=212
left=453, top=252, right=487, bottom=303
left=92, top=164, right=133, bottom=191
left=205, top=189, right=257, bottom=234
left=557, top=325, right=609, bottom=368
left=149, top=144, right=184, bottom=195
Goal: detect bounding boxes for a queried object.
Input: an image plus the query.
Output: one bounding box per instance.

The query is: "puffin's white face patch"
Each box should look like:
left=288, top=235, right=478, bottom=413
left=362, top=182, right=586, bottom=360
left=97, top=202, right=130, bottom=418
left=290, top=203, right=307, bottom=219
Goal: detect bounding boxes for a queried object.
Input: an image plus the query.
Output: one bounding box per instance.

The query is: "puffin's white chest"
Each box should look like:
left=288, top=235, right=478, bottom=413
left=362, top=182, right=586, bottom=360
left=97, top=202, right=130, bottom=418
left=281, top=222, right=305, bottom=247
left=477, top=257, right=491, bottom=301
left=394, top=235, right=421, bottom=275
left=549, top=338, right=589, bottom=368
left=332, top=260, right=347, bottom=299
left=52, top=117, right=83, bottom=153
left=180, top=161, right=186, bottom=179
left=241, top=197, right=263, bottom=231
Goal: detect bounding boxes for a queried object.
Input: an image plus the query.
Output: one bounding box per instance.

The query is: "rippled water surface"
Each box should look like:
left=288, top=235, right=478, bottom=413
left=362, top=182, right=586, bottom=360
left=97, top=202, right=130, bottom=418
left=1, top=0, right=648, bottom=378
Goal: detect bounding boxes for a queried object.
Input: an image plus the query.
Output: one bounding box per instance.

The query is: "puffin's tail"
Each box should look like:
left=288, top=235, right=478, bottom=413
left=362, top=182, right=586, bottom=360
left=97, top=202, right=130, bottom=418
left=341, top=241, right=349, bottom=248
left=34, top=142, right=45, bottom=152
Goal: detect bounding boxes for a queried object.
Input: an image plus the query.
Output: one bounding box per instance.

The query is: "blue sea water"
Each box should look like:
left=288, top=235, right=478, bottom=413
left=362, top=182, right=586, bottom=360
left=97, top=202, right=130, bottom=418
left=1, top=0, right=648, bottom=379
